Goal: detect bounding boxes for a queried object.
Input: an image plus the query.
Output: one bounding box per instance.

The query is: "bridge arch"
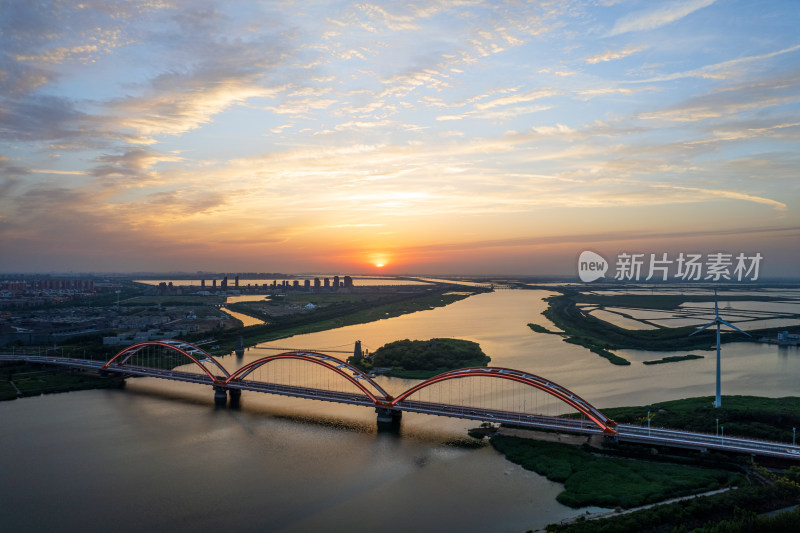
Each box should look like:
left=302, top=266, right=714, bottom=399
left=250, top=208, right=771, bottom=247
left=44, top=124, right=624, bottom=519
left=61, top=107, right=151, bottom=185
left=103, top=339, right=230, bottom=383
left=225, top=352, right=392, bottom=403
left=391, top=367, right=616, bottom=433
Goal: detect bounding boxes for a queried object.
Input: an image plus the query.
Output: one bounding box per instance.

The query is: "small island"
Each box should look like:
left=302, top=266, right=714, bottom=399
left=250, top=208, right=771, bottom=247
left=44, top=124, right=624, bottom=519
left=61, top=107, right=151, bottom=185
left=527, top=323, right=559, bottom=334
left=643, top=354, right=704, bottom=365
left=348, top=338, right=490, bottom=379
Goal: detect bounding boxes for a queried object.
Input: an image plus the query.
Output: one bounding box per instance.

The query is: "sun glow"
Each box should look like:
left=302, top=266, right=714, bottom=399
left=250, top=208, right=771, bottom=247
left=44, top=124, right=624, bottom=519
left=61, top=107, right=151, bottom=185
left=369, top=253, right=390, bottom=269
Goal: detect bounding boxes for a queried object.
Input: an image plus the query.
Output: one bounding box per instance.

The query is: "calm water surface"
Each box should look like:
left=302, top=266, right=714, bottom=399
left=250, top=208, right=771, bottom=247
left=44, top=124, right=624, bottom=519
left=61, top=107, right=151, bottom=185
left=1, top=290, right=797, bottom=532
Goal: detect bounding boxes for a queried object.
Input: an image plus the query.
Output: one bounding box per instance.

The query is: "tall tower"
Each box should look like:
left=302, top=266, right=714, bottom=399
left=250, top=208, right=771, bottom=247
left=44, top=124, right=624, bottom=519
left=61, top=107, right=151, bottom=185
left=353, top=340, right=363, bottom=360
left=235, top=335, right=244, bottom=358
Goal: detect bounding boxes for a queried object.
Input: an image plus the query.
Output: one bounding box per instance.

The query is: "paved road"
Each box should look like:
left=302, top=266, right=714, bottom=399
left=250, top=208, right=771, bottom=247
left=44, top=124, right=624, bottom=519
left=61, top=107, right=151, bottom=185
left=2, top=353, right=799, bottom=460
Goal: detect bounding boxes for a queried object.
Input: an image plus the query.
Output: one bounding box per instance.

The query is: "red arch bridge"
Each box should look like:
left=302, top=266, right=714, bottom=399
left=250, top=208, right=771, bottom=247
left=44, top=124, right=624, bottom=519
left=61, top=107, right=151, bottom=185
left=2, top=339, right=799, bottom=461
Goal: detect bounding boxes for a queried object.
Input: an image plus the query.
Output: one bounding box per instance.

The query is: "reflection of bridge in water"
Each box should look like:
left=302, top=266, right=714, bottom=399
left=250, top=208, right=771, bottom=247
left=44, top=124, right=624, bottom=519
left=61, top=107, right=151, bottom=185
left=2, top=339, right=799, bottom=461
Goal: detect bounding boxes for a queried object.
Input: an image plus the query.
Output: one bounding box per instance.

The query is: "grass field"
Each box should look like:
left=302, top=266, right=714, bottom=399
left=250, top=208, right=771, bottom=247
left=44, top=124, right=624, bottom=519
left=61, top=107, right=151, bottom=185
left=595, top=395, right=800, bottom=443
left=547, top=483, right=800, bottom=533
left=490, top=435, right=740, bottom=509
left=0, top=363, right=124, bottom=401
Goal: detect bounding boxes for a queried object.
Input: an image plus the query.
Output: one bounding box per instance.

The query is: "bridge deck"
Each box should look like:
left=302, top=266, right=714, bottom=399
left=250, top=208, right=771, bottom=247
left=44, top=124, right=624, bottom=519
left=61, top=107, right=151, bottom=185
left=2, top=354, right=798, bottom=460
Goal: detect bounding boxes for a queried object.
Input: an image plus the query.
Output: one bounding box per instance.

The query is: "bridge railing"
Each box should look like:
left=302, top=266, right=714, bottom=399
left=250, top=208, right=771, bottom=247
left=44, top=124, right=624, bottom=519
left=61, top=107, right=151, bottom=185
left=4, top=345, right=800, bottom=460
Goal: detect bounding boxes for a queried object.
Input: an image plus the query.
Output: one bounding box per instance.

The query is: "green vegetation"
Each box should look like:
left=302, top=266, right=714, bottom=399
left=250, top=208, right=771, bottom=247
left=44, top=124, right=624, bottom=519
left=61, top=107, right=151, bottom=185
left=121, top=295, right=226, bottom=306
left=194, top=287, right=484, bottom=355
left=1, top=286, right=483, bottom=401
left=543, top=291, right=798, bottom=352
left=495, top=394, right=800, bottom=531
left=536, top=290, right=800, bottom=365
left=0, top=363, right=124, bottom=401
left=564, top=337, right=631, bottom=365
left=226, top=302, right=271, bottom=322
left=349, top=338, right=490, bottom=379
left=694, top=506, right=800, bottom=533
left=490, top=436, right=740, bottom=509
left=527, top=323, right=559, bottom=334
left=593, top=396, right=800, bottom=443
left=528, top=316, right=632, bottom=365
left=574, top=292, right=793, bottom=311
left=225, top=290, right=463, bottom=324
left=643, top=354, right=704, bottom=365
left=786, top=465, right=800, bottom=484
left=544, top=293, right=709, bottom=352
left=0, top=378, right=18, bottom=401
left=546, top=482, right=800, bottom=533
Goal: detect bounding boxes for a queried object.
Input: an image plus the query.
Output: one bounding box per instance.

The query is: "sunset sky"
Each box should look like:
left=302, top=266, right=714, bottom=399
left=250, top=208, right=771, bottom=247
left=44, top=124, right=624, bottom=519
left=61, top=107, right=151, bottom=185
left=1, top=0, right=798, bottom=277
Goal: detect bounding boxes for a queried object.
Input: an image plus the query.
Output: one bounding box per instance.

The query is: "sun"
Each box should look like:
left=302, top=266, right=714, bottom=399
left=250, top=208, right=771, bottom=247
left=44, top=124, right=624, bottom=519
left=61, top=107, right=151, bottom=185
left=369, top=254, right=390, bottom=269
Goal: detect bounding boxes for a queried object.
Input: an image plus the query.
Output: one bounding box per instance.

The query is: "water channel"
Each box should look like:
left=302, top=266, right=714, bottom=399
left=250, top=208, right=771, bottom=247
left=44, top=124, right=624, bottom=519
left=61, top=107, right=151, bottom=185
left=1, top=290, right=797, bottom=532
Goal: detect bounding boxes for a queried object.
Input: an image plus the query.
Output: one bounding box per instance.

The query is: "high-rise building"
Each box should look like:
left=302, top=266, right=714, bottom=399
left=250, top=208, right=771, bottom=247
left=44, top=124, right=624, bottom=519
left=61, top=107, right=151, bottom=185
left=324, top=278, right=330, bottom=288
left=314, top=278, right=320, bottom=289
left=333, top=275, right=340, bottom=288
left=234, top=275, right=239, bottom=288
left=343, top=276, right=353, bottom=288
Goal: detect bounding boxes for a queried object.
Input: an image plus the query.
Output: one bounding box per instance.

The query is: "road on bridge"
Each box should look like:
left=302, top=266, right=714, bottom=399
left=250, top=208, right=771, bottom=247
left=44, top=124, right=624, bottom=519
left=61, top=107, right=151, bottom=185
left=2, top=352, right=799, bottom=461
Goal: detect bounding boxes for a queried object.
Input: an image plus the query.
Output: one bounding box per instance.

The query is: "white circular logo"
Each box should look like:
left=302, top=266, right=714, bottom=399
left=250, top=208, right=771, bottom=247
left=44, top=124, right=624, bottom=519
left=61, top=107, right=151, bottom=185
left=578, top=251, right=608, bottom=282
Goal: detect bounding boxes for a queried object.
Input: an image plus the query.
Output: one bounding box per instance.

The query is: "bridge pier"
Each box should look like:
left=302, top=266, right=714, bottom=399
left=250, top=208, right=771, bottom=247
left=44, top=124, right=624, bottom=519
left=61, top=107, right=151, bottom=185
left=214, top=386, right=228, bottom=406
left=376, top=407, right=402, bottom=428
left=97, top=369, right=126, bottom=388
left=229, top=388, right=241, bottom=407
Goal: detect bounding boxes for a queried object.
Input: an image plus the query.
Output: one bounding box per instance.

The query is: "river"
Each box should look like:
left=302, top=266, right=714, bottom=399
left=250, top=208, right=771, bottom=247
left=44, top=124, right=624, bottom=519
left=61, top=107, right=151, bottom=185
left=1, top=290, right=797, bottom=532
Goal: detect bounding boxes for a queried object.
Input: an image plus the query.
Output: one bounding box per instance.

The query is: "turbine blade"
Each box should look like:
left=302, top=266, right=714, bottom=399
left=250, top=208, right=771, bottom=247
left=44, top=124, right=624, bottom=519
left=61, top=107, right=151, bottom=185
left=718, top=318, right=751, bottom=336
left=714, top=289, right=719, bottom=317
left=690, top=321, right=716, bottom=336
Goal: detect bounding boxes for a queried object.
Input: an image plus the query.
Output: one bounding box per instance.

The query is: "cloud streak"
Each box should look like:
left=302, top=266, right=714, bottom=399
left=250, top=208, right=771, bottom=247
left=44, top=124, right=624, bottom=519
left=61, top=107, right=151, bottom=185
left=608, top=0, right=716, bottom=36
left=585, top=45, right=648, bottom=64
left=0, top=0, right=797, bottom=275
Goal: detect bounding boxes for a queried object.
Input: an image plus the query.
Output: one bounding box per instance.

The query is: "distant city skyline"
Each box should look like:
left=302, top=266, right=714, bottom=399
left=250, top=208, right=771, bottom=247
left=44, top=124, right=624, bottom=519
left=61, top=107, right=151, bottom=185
left=1, top=1, right=798, bottom=277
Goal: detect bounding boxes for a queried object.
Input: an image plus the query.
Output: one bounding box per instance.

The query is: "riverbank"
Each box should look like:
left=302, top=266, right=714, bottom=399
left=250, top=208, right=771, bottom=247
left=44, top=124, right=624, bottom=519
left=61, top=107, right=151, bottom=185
left=531, top=290, right=799, bottom=366
left=546, top=478, right=800, bottom=533
left=198, top=286, right=487, bottom=355
left=487, top=394, right=800, bottom=531
left=0, top=286, right=486, bottom=400
left=490, top=435, right=742, bottom=509
left=0, top=362, right=124, bottom=401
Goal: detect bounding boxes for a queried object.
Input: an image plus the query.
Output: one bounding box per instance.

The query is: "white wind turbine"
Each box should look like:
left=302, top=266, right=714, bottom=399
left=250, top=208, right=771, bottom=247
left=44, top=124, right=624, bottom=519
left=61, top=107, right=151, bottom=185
left=690, top=289, right=750, bottom=408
